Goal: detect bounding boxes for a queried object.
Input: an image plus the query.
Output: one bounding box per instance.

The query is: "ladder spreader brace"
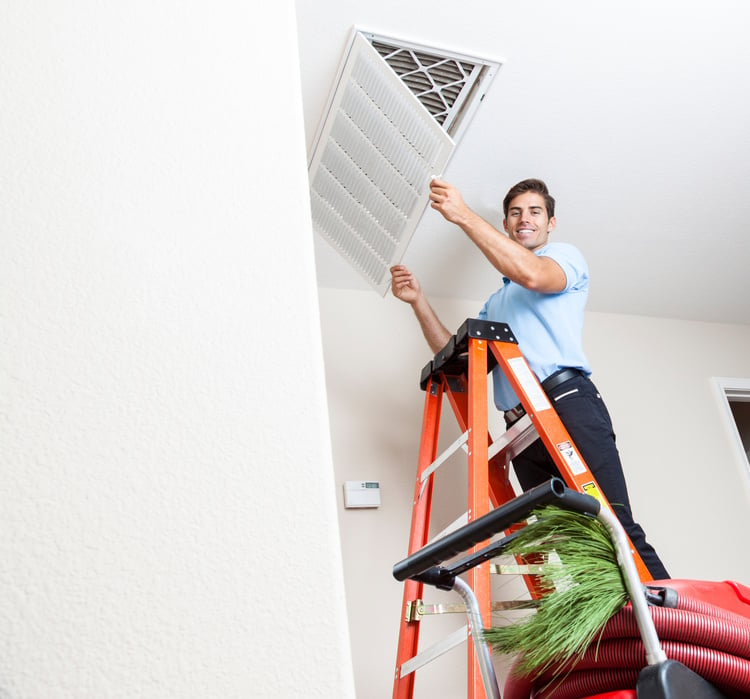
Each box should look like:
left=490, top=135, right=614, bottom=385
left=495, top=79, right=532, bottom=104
left=393, top=318, right=653, bottom=699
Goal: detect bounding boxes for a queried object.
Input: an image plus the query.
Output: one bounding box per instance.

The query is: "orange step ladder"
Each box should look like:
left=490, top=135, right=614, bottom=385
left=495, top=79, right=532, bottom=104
left=392, top=318, right=653, bottom=699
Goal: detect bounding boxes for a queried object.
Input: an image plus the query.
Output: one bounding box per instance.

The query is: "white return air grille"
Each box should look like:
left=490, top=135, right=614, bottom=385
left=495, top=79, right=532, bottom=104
left=308, top=30, right=500, bottom=295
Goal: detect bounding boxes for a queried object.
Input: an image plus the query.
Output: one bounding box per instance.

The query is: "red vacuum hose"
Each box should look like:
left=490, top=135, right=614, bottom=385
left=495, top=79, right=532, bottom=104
left=503, top=581, right=750, bottom=699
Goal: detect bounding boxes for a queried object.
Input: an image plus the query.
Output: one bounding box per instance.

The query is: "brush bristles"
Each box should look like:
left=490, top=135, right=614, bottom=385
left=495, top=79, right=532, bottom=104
left=482, top=505, right=628, bottom=679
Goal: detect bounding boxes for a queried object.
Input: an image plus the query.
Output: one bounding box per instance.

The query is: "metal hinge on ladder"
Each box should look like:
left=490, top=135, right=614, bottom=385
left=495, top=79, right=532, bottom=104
left=404, top=599, right=423, bottom=623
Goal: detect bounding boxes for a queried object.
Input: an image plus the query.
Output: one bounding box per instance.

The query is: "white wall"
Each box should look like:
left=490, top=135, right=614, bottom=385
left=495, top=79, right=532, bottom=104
left=318, top=286, right=750, bottom=699
left=582, top=313, right=750, bottom=579
left=0, top=2, right=354, bottom=698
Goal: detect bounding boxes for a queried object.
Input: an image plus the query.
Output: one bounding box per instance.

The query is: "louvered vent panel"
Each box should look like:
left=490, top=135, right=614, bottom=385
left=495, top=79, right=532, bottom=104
left=309, top=32, right=454, bottom=295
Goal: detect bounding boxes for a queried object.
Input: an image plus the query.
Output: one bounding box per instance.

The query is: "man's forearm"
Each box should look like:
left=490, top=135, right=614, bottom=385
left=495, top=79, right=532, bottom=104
left=457, top=211, right=565, bottom=293
left=411, top=295, right=451, bottom=354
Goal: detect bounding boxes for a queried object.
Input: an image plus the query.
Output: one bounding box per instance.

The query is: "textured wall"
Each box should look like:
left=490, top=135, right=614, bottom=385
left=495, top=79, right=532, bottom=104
left=0, top=2, right=354, bottom=697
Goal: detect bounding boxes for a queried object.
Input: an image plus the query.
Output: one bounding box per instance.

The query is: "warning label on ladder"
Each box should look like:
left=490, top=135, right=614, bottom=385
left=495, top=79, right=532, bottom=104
left=582, top=481, right=604, bottom=504
left=508, top=357, right=551, bottom=412
left=556, top=440, right=586, bottom=475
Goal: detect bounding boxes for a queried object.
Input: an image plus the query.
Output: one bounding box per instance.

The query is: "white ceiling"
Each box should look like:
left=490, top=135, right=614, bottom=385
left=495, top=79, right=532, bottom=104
left=296, top=0, right=750, bottom=325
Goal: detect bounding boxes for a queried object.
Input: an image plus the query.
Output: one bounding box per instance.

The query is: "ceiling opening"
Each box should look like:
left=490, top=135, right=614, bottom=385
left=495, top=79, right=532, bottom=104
left=367, top=32, right=500, bottom=141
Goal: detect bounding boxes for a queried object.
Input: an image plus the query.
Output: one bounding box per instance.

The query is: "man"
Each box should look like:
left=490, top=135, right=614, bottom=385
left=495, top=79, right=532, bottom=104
left=391, top=177, right=669, bottom=580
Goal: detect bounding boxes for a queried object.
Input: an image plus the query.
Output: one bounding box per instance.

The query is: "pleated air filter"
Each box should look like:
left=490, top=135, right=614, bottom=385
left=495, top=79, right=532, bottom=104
left=308, top=30, right=501, bottom=295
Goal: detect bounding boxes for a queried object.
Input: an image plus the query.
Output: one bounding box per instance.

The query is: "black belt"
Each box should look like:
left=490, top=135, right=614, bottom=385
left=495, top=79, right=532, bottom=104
left=505, top=368, right=585, bottom=425
left=541, top=367, right=585, bottom=394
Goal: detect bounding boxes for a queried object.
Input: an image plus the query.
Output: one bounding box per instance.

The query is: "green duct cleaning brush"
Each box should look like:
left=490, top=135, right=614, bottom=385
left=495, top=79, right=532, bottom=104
left=483, top=504, right=629, bottom=680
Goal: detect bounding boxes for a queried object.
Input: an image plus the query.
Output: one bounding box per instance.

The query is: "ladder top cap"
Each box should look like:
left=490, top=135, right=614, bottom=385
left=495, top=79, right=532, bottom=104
left=420, top=318, right=517, bottom=390
left=455, top=318, right=517, bottom=346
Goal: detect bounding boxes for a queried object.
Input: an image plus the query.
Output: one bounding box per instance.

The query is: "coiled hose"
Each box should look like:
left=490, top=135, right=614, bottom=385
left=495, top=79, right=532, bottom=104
left=503, top=589, right=750, bottom=699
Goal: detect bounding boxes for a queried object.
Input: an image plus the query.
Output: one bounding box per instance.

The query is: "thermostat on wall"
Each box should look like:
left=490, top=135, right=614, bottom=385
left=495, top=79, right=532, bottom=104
left=344, top=480, right=381, bottom=509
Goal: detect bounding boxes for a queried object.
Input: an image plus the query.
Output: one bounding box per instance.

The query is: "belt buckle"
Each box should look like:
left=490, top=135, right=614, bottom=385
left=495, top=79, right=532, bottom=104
left=506, top=403, right=526, bottom=426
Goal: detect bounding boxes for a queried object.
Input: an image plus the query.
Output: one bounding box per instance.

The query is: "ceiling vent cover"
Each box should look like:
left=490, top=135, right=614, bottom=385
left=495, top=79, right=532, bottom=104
left=308, top=30, right=501, bottom=295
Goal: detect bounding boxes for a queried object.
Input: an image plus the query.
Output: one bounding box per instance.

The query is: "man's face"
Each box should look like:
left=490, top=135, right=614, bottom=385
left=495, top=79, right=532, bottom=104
left=503, top=191, right=556, bottom=251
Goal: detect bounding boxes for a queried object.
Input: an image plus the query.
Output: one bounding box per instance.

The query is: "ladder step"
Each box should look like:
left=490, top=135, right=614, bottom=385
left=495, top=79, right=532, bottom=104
left=488, top=414, right=537, bottom=462
left=399, top=626, right=468, bottom=678
left=419, top=430, right=469, bottom=492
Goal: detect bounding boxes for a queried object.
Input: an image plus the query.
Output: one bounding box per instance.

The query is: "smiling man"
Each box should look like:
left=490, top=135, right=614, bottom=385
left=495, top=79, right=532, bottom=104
left=390, top=177, right=670, bottom=581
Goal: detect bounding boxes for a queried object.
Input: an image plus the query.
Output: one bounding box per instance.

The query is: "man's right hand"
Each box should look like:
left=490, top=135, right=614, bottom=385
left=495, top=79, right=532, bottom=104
left=389, top=265, right=451, bottom=353
left=390, top=265, right=422, bottom=305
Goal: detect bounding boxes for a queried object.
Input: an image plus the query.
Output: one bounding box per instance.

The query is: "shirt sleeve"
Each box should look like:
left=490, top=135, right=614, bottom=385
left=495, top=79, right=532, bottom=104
left=540, top=243, right=589, bottom=292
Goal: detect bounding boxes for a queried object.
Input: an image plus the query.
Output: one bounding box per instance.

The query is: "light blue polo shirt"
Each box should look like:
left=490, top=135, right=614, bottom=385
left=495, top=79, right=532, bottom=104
left=477, top=242, right=591, bottom=411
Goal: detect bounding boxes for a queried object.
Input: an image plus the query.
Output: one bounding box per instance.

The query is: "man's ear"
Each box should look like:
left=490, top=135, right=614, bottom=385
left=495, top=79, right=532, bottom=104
left=547, top=216, right=557, bottom=233
left=502, top=218, right=509, bottom=233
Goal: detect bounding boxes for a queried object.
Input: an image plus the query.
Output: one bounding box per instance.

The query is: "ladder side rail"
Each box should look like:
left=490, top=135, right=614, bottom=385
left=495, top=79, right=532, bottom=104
left=393, top=377, right=444, bottom=699
left=466, top=337, right=491, bottom=699
left=486, top=339, right=653, bottom=582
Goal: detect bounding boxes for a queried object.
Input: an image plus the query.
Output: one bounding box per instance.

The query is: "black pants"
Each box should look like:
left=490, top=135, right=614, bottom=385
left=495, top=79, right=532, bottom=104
left=506, top=373, right=670, bottom=581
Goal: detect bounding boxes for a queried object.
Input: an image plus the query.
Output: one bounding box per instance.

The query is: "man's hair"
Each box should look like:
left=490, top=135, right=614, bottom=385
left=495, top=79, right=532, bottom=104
left=503, top=178, right=555, bottom=219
